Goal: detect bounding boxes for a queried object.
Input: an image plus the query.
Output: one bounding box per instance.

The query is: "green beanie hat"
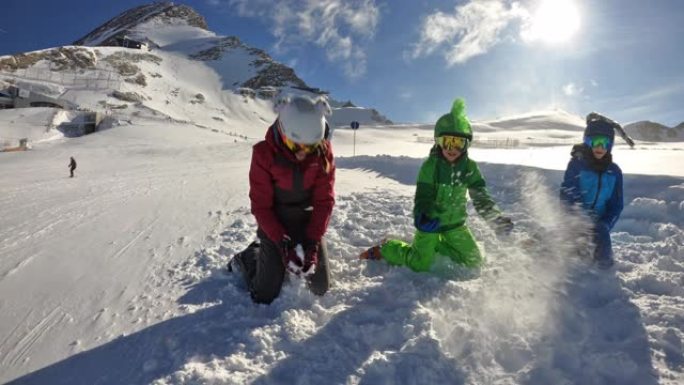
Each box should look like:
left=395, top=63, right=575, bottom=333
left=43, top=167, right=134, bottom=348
left=434, top=98, right=473, bottom=140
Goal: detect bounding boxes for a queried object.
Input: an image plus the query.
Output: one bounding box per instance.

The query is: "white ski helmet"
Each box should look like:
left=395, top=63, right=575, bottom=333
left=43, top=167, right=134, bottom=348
left=276, top=95, right=331, bottom=144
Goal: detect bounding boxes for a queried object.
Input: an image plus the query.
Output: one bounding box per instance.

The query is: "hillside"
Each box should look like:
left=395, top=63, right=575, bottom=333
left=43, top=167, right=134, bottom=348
left=624, top=120, right=684, bottom=142
left=0, top=2, right=389, bottom=147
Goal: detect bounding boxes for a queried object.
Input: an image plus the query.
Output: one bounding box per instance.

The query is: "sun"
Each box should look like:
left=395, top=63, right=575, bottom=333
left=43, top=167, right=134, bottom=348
left=523, top=0, right=581, bottom=44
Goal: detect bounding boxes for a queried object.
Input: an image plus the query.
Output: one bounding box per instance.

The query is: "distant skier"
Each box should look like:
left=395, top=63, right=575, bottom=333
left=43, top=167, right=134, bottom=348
left=359, top=98, right=514, bottom=272
left=229, top=95, right=335, bottom=304
left=560, top=113, right=624, bottom=269
left=68, top=156, right=77, bottom=178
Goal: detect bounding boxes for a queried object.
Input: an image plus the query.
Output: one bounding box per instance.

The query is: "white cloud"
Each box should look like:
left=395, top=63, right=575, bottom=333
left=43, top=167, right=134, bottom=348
left=411, top=0, right=527, bottom=65
left=226, top=0, right=380, bottom=79
left=399, top=91, right=413, bottom=100
left=562, top=82, right=583, bottom=96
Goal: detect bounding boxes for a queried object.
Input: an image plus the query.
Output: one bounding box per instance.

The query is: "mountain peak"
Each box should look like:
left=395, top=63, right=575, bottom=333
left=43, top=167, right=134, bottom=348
left=73, top=2, right=207, bottom=47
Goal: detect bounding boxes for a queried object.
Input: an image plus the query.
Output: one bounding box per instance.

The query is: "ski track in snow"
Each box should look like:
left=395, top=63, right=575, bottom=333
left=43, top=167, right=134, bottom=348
left=1, top=307, right=69, bottom=368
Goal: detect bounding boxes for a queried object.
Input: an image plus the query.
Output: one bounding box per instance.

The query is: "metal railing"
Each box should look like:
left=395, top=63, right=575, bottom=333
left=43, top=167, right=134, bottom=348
left=0, top=67, right=123, bottom=91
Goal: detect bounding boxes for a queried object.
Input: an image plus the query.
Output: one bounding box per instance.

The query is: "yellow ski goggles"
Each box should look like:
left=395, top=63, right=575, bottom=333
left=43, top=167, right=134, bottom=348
left=436, top=135, right=468, bottom=151
left=283, top=134, right=320, bottom=154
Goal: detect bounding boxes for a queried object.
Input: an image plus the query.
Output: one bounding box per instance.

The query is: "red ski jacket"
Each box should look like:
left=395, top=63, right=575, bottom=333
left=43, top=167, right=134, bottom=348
left=249, top=122, right=335, bottom=244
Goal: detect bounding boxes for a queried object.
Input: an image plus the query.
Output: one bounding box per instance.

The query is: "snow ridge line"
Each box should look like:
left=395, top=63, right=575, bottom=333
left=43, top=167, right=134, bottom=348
left=0, top=256, right=35, bottom=280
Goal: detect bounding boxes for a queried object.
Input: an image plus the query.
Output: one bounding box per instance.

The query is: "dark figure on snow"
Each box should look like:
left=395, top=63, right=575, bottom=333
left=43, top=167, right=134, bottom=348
left=230, top=95, right=335, bottom=304
left=68, top=157, right=77, bottom=178
left=560, top=115, right=624, bottom=269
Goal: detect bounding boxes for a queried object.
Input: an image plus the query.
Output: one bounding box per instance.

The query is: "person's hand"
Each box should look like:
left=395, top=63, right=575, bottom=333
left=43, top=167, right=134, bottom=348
left=301, top=240, right=320, bottom=276
left=280, top=235, right=301, bottom=274
left=279, top=235, right=294, bottom=260
left=414, top=213, right=440, bottom=232
left=493, top=216, right=514, bottom=236
left=280, top=236, right=319, bottom=276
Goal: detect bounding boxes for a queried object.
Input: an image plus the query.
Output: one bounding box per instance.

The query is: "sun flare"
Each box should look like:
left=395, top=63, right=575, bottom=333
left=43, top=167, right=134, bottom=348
left=524, top=0, right=581, bottom=44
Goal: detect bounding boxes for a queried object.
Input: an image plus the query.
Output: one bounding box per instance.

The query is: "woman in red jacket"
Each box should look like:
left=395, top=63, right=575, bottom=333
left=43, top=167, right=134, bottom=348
left=230, top=95, right=335, bottom=304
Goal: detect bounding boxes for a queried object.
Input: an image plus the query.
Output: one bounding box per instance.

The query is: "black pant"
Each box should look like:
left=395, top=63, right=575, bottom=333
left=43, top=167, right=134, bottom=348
left=236, top=236, right=330, bottom=304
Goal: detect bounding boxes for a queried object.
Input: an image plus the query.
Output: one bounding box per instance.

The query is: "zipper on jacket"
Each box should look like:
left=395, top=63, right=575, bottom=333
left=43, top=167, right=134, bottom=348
left=591, top=172, right=603, bottom=209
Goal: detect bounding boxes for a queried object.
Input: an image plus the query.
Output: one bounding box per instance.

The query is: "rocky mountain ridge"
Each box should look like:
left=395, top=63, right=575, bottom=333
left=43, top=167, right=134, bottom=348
left=73, top=2, right=208, bottom=47
left=70, top=2, right=314, bottom=94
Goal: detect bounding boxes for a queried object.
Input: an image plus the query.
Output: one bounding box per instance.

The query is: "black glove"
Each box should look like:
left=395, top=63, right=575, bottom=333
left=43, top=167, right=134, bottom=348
left=414, top=213, right=440, bottom=232
left=493, top=216, right=514, bottom=236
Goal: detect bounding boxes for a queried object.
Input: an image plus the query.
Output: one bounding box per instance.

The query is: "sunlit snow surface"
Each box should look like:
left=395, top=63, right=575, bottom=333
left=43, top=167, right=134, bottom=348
left=1, top=115, right=683, bottom=385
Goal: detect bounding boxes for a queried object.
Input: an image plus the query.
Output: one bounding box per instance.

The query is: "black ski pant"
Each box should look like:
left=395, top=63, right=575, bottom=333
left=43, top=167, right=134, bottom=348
left=237, top=234, right=330, bottom=304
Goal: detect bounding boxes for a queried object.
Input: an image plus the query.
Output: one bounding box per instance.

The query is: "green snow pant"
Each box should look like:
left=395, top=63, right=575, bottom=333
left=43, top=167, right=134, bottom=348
left=380, top=225, right=483, bottom=272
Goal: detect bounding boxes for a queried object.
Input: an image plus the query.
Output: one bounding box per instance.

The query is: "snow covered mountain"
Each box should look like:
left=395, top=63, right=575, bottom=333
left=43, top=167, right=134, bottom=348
left=73, top=3, right=209, bottom=48
left=0, top=1, right=389, bottom=147
left=624, top=120, right=684, bottom=142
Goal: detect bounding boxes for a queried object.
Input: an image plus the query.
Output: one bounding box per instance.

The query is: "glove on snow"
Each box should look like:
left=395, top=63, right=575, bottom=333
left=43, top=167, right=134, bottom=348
left=493, top=216, right=514, bottom=236
left=415, top=213, right=440, bottom=233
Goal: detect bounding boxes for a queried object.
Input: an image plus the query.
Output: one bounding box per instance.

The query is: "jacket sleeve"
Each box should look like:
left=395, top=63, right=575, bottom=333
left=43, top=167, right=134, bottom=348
left=249, top=144, right=286, bottom=243
left=413, top=157, right=437, bottom=218
left=466, top=160, right=502, bottom=222
left=305, top=143, right=336, bottom=242
left=600, top=165, right=624, bottom=230
left=560, top=158, right=582, bottom=205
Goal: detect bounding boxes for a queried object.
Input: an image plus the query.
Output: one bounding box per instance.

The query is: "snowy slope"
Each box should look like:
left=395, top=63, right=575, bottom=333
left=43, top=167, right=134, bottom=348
left=1, top=108, right=684, bottom=384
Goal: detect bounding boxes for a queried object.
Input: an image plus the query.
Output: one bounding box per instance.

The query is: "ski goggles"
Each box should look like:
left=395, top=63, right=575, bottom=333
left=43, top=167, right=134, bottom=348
left=436, top=135, right=468, bottom=151
left=283, top=134, right=320, bottom=154
left=585, top=135, right=612, bottom=149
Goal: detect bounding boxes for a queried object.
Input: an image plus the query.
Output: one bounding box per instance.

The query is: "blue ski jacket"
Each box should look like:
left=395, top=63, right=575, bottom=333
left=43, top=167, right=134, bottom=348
left=560, top=144, right=624, bottom=230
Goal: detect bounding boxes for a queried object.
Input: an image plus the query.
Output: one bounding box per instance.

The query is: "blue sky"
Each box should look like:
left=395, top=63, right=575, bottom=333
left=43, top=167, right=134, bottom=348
left=2, top=0, right=683, bottom=126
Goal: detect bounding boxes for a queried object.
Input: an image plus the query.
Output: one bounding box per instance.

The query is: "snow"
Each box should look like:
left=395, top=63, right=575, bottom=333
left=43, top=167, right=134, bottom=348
left=1, top=109, right=683, bottom=384
left=0, top=108, right=64, bottom=147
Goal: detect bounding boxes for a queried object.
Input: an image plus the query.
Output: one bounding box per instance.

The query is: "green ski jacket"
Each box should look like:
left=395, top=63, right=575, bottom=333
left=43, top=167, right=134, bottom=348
left=414, top=147, right=502, bottom=231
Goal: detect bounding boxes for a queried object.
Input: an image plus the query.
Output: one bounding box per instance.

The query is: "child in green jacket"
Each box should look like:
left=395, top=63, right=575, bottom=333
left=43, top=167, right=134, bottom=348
left=361, top=98, right=513, bottom=272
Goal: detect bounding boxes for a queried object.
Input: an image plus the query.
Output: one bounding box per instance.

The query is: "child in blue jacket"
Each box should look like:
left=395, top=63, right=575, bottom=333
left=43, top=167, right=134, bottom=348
left=560, top=117, right=624, bottom=268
